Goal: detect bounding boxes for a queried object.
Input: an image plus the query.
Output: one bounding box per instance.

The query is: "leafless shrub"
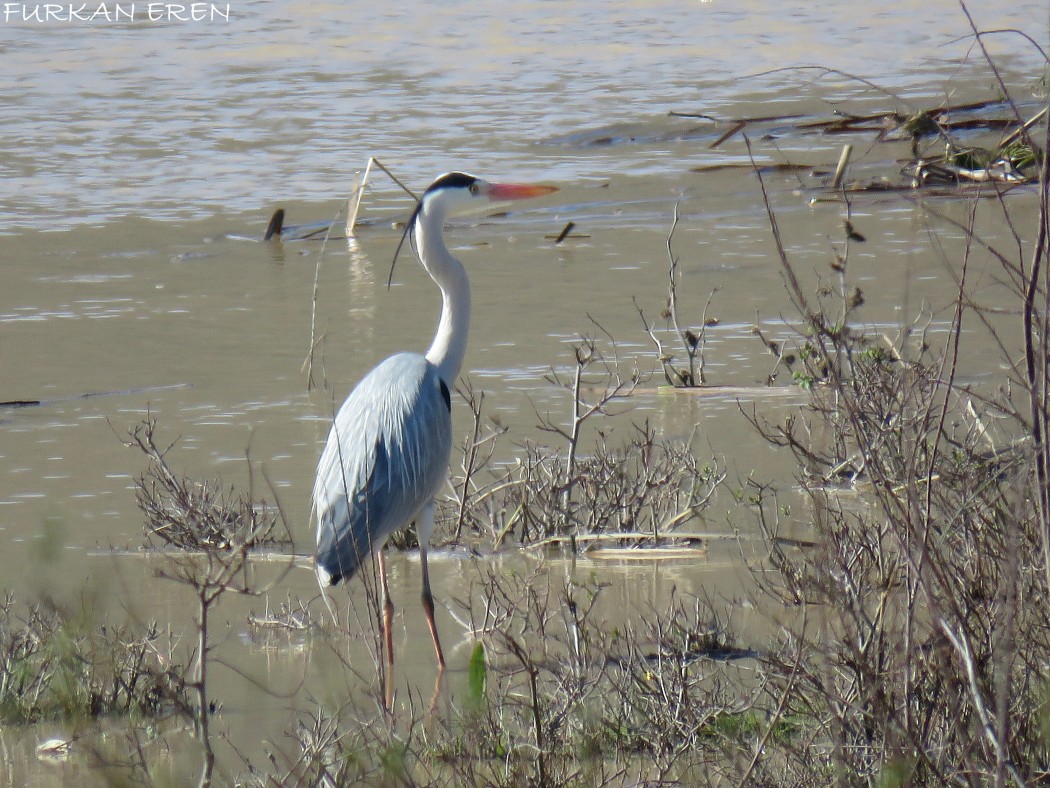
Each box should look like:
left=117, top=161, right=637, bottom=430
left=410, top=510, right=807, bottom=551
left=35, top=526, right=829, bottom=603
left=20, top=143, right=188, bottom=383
left=252, top=701, right=412, bottom=787
left=246, top=595, right=324, bottom=649
left=602, top=591, right=759, bottom=777
left=447, top=378, right=511, bottom=545
left=737, top=57, right=1050, bottom=782
left=636, top=199, right=718, bottom=387
left=445, top=336, right=724, bottom=551
left=252, top=568, right=754, bottom=786
left=128, top=418, right=291, bottom=552
left=0, top=593, right=188, bottom=724
left=433, top=567, right=616, bottom=786
left=507, top=421, right=722, bottom=545
left=125, top=417, right=296, bottom=786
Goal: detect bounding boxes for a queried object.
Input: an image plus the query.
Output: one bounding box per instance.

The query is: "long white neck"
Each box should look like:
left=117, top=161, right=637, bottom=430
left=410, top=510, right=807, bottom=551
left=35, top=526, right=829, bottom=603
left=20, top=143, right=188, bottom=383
left=415, top=201, right=471, bottom=384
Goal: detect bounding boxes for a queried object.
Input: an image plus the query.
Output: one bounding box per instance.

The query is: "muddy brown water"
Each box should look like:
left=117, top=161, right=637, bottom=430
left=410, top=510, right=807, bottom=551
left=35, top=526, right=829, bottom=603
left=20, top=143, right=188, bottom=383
left=1, top=0, right=1047, bottom=781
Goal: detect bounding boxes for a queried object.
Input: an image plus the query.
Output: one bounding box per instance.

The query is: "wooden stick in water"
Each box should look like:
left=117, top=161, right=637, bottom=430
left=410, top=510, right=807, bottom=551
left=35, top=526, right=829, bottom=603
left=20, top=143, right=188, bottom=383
left=832, top=143, right=853, bottom=189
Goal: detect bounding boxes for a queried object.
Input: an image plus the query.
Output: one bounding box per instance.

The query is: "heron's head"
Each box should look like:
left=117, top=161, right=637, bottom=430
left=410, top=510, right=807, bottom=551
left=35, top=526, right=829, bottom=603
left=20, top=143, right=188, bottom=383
left=413, top=171, right=558, bottom=226
left=390, top=172, right=558, bottom=282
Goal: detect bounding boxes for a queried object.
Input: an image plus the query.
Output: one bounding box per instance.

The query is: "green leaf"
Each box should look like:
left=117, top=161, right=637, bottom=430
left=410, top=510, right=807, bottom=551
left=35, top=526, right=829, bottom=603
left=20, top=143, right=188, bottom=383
left=466, top=641, right=487, bottom=712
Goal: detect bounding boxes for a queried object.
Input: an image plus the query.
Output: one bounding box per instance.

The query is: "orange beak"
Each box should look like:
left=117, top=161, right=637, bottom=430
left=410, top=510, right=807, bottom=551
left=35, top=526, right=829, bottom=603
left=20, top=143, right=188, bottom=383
left=487, top=182, right=559, bottom=201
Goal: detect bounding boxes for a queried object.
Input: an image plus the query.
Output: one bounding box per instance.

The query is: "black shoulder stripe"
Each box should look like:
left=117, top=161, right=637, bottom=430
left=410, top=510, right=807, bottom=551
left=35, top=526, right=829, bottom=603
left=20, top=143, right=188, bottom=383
left=439, top=378, right=451, bottom=412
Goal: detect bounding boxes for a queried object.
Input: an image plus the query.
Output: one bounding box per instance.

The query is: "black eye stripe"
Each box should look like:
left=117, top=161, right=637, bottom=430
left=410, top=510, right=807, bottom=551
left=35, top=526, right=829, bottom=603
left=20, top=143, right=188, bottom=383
left=424, top=172, right=478, bottom=195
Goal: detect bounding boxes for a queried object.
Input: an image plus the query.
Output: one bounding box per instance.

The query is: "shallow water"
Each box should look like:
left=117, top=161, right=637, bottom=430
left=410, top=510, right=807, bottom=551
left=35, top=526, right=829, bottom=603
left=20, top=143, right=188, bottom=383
left=1, top=0, right=1047, bottom=780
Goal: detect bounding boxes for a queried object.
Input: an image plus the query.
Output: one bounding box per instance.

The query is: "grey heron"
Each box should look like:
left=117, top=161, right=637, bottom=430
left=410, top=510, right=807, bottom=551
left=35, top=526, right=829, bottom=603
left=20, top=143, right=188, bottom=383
left=313, top=172, right=558, bottom=677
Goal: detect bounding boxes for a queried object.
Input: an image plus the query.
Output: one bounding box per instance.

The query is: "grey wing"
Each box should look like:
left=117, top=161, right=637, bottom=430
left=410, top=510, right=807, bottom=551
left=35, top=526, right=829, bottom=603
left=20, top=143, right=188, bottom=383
left=313, top=353, right=452, bottom=585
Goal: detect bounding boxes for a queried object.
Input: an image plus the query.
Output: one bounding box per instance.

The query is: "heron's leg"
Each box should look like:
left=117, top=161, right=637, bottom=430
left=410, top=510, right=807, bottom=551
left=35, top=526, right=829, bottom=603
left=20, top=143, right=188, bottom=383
left=420, top=547, right=446, bottom=670
left=377, top=549, right=396, bottom=711
left=377, top=549, right=395, bottom=670
left=418, top=504, right=446, bottom=670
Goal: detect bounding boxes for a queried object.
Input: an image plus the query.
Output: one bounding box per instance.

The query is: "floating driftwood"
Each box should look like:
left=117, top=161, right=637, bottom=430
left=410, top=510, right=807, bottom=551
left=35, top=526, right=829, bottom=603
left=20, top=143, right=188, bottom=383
left=549, top=99, right=1034, bottom=153
left=1, top=383, right=193, bottom=410
left=550, top=221, right=578, bottom=244
left=263, top=207, right=284, bottom=240
left=647, top=383, right=805, bottom=398
left=676, top=97, right=1044, bottom=197
left=605, top=644, right=762, bottom=667
left=690, top=162, right=813, bottom=175
left=673, top=97, right=1035, bottom=145
left=259, top=214, right=375, bottom=243
left=584, top=544, right=708, bottom=560
left=523, top=530, right=746, bottom=560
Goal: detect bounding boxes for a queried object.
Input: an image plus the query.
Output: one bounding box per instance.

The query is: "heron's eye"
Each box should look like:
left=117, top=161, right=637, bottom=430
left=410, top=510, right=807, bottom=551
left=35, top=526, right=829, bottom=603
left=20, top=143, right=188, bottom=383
left=469, top=182, right=480, bottom=195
